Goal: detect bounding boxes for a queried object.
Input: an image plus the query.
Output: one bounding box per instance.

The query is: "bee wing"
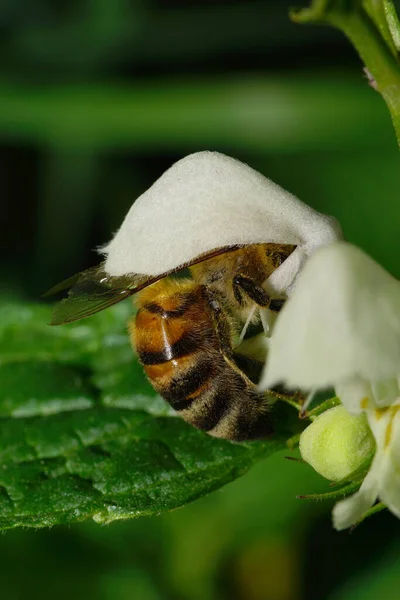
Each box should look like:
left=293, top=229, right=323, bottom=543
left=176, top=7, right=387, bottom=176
left=48, top=265, right=158, bottom=325
left=47, top=244, right=250, bottom=325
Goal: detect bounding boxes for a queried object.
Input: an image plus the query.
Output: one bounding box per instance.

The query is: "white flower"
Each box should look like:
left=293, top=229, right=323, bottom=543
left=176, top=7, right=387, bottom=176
left=260, top=242, right=400, bottom=528
left=101, top=152, right=342, bottom=297
left=333, top=400, right=400, bottom=530
left=260, top=242, right=400, bottom=403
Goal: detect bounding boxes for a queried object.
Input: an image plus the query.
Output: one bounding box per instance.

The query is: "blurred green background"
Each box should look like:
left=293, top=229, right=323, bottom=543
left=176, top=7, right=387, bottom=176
left=1, top=1, right=400, bottom=599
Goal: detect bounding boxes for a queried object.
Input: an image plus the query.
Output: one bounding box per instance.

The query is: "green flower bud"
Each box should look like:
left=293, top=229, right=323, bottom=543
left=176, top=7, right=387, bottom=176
left=299, top=406, right=375, bottom=482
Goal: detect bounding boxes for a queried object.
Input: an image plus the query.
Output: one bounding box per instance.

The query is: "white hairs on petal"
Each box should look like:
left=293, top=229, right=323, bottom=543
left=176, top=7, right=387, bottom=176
left=101, top=152, right=342, bottom=295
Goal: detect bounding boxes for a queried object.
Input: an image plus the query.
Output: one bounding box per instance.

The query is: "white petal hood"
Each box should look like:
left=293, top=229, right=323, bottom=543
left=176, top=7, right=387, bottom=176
left=101, top=152, right=342, bottom=286
left=261, top=242, right=400, bottom=390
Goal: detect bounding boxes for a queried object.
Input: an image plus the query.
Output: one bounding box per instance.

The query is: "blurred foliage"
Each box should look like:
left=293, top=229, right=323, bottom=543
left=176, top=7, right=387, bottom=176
left=1, top=0, right=400, bottom=598
left=328, top=538, right=400, bottom=600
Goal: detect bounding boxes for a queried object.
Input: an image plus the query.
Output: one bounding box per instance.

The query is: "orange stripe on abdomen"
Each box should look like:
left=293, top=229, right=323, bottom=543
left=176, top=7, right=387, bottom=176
left=143, top=353, right=196, bottom=384
left=131, top=285, right=223, bottom=412
left=135, top=308, right=186, bottom=351
left=135, top=296, right=217, bottom=363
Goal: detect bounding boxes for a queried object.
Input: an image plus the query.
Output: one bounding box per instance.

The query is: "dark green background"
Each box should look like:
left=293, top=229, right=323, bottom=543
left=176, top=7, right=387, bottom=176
left=1, top=1, right=400, bottom=598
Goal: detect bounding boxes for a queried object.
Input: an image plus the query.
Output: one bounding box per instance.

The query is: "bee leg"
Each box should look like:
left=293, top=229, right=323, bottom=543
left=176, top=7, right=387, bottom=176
left=232, top=274, right=271, bottom=307
left=233, top=275, right=287, bottom=312
left=267, top=385, right=303, bottom=402
left=268, top=298, right=285, bottom=312
left=203, top=288, right=234, bottom=357
left=238, top=305, right=257, bottom=343
left=233, top=273, right=272, bottom=337
left=233, top=275, right=287, bottom=338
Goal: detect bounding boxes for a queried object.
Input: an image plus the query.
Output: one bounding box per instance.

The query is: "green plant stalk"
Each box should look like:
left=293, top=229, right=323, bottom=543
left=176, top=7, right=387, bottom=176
left=292, top=3, right=400, bottom=148
left=363, top=0, right=400, bottom=57
left=305, top=396, right=341, bottom=419
left=351, top=501, right=387, bottom=530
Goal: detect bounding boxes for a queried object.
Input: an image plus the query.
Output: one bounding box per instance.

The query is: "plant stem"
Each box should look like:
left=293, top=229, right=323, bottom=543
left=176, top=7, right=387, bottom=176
left=351, top=501, right=387, bottom=530
left=306, top=396, right=341, bottom=419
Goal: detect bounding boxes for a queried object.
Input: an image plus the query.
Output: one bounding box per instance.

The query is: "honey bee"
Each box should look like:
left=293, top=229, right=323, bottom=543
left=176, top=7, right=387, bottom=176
left=48, top=242, right=296, bottom=441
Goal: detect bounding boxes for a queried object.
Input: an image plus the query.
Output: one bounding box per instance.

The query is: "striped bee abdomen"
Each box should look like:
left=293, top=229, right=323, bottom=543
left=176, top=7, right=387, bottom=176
left=130, top=278, right=273, bottom=441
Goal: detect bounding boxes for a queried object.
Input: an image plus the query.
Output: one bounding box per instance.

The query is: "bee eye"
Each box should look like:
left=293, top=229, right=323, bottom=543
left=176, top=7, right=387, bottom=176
left=264, top=249, right=275, bottom=260
left=273, top=253, right=285, bottom=267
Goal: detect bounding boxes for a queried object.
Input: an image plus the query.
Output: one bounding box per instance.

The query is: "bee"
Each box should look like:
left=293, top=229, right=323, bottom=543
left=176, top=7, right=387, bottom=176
left=48, top=242, right=296, bottom=441
left=47, top=151, right=342, bottom=439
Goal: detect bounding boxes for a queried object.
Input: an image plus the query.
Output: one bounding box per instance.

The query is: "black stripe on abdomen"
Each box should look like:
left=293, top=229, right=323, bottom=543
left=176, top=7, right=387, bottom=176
left=188, top=388, right=232, bottom=432
left=138, top=331, right=199, bottom=365
left=145, top=291, right=199, bottom=319
left=162, top=359, right=215, bottom=407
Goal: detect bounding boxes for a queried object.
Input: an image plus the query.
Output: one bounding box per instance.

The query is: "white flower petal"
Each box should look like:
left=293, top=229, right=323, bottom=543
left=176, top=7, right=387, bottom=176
left=335, top=378, right=373, bottom=415
left=369, top=401, right=400, bottom=518
left=371, top=379, right=400, bottom=408
left=365, top=402, right=396, bottom=442
left=261, top=242, right=400, bottom=391
left=378, top=453, right=400, bottom=518
left=264, top=247, right=305, bottom=296
left=385, top=402, right=400, bottom=458
left=333, top=402, right=400, bottom=529
left=101, top=152, right=342, bottom=281
left=332, top=452, right=382, bottom=530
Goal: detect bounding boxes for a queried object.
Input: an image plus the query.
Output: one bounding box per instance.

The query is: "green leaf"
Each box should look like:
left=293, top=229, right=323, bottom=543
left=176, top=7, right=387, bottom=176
left=0, top=362, right=94, bottom=418
left=0, top=301, right=132, bottom=366
left=0, top=299, right=284, bottom=530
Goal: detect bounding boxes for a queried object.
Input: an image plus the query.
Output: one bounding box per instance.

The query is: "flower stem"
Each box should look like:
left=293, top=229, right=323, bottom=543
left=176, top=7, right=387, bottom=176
left=297, top=480, right=361, bottom=501
left=291, top=1, right=400, bottom=148
left=350, top=501, right=387, bottom=530
left=306, top=396, right=341, bottom=419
